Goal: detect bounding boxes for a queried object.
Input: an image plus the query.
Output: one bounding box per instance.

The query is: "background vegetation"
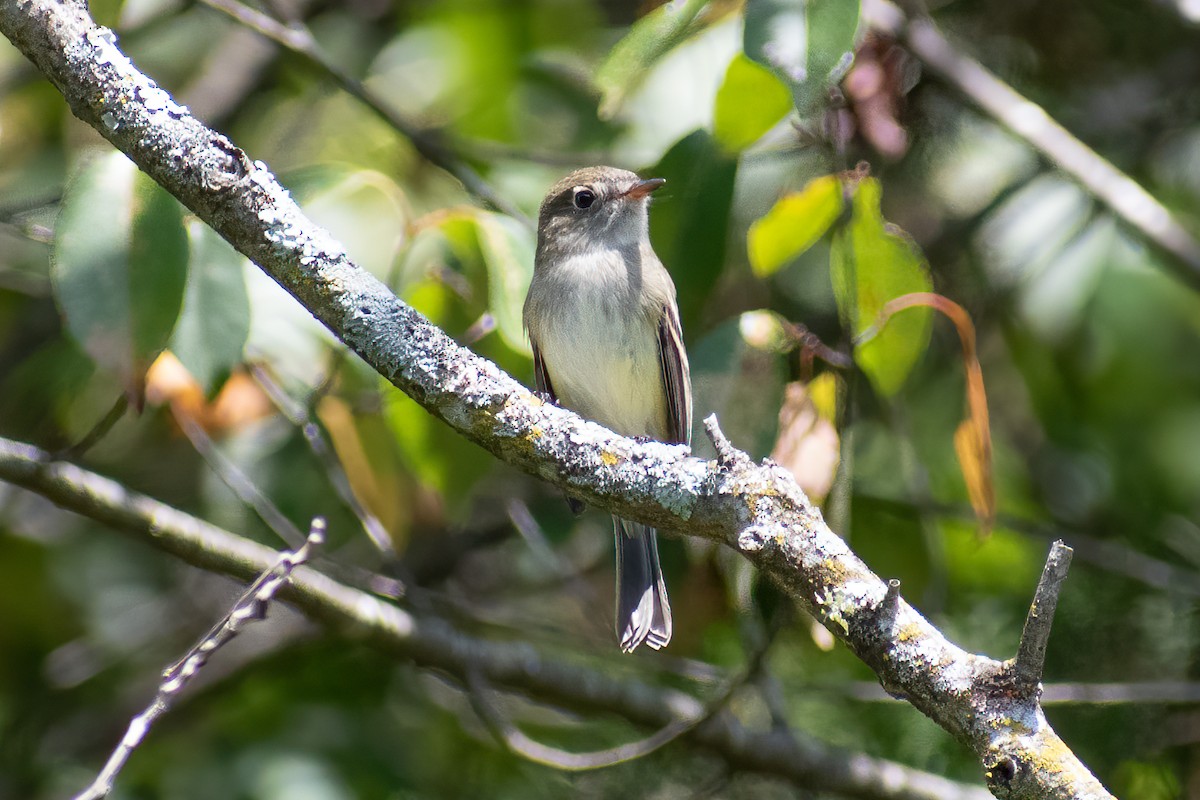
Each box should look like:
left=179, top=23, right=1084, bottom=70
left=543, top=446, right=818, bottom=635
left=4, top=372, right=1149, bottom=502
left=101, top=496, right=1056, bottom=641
left=2, top=0, right=1199, bottom=797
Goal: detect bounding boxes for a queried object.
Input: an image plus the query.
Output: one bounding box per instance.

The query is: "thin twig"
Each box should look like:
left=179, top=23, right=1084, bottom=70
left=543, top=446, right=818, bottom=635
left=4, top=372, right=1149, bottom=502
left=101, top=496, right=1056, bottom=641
left=1012, top=540, right=1073, bottom=689
left=249, top=362, right=396, bottom=560
left=504, top=497, right=606, bottom=636
left=465, top=605, right=782, bottom=772
left=176, top=413, right=306, bottom=549
left=466, top=669, right=699, bottom=770
left=71, top=519, right=326, bottom=800
left=865, top=0, right=1200, bottom=289
left=703, top=414, right=749, bottom=469
left=782, top=319, right=854, bottom=369
left=53, top=395, right=129, bottom=461
left=195, top=0, right=532, bottom=228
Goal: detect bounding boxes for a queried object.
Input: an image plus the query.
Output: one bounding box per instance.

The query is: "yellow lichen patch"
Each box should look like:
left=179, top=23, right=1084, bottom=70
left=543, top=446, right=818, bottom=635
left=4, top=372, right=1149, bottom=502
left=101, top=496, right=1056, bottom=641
left=600, top=450, right=620, bottom=466
left=528, top=426, right=542, bottom=439
left=820, top=558, right=849, bottom=585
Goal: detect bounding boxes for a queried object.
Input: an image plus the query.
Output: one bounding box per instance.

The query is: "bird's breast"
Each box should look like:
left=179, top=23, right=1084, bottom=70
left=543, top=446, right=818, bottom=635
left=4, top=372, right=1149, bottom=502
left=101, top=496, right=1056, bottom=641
left=533, top=254, right=668, bottom=439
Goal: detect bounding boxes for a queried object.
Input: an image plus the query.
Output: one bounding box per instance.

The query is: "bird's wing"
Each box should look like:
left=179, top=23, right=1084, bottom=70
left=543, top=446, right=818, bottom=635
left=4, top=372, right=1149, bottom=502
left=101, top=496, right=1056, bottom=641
left=658, top=304, right=692, bottom=446
left=531, top=337, right=558, bottom=403
left=532, top=335, right=585, bottom=515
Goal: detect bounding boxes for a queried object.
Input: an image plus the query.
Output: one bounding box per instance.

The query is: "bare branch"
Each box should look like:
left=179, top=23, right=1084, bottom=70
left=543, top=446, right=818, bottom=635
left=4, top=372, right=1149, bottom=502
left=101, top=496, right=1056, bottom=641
left=0, top=435, right=990, bottom=800
left=1012, top=541, right=1073, bottom=690
left=249, top=362, right=397, bottom=560
left=845, top=680, right=1200, bottom=705
left=53, top=394, right=129, bottom=461
left=71, top=519, right=325, bottom=800
left=864, top=0, right=1200, bottom=290
left=176, top=412, right=307, bottom=549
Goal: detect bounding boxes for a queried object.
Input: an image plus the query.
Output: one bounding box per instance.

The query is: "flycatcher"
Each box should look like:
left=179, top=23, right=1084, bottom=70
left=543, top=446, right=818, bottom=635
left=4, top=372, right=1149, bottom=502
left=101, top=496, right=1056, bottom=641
left=523, top=166, right=692, bottom=652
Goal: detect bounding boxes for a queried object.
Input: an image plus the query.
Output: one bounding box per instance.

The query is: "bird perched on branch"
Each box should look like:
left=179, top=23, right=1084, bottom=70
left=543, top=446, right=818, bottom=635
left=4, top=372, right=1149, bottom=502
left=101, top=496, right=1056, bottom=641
left=523, top=166, right=692, bottom=652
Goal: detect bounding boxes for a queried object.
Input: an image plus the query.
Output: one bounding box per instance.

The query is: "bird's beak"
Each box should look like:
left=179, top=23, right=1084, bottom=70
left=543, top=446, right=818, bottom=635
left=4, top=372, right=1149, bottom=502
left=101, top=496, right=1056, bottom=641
left=622, top=178, right=666, bottom=200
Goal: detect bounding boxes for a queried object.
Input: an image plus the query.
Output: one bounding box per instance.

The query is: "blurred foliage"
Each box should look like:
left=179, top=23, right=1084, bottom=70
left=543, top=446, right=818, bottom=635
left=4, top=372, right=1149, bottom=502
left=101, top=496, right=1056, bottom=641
left=3, top=0, right=1200, bottom=797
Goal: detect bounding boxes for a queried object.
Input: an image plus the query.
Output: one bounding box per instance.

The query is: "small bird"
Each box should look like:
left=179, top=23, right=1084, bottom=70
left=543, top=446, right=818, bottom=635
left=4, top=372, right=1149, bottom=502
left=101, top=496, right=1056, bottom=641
left=523, top=166, right=692, bottom=652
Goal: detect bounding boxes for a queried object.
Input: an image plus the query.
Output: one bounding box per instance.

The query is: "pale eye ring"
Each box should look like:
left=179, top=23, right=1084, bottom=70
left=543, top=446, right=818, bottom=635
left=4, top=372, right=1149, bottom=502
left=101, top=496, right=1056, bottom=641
left=572, top=187, right=596, bottom=209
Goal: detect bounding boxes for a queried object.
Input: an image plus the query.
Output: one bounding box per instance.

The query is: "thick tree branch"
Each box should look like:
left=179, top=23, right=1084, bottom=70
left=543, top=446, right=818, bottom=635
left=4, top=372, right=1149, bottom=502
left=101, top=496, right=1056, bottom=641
left=0, top=435, right=986, bottom=800
left=0, top=2, right=1111, bottom=796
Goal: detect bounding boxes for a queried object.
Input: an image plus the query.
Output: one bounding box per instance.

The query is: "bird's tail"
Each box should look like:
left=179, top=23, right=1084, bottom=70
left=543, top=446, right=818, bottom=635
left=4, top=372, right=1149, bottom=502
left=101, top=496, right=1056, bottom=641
left=614, top=517, right=672, bottom=652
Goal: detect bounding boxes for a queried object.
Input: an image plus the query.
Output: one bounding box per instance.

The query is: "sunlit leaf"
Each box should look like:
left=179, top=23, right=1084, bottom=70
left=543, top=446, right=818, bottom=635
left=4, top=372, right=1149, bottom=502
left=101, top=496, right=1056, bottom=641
left=596, top=0, right=710, bottom=119
left=955, top=416, right=994, bottom=536
left=146, top=352, right=271, bottom=433
left=830, top=177, right=931, bottom=396
left=170, top=221, right=250, bottom=393
left=747, top=174, right=843, bottom=277
left=89, top=0, right=125, bottom=27
left=52, top=152, right=188, bottom=405
left=319, top=394, right=409, bottom=545
left=744, top=0, right=861, bottom=117
left=713, top=54, right=793, bottom=152
left=473, top=212, right=535, bottom=355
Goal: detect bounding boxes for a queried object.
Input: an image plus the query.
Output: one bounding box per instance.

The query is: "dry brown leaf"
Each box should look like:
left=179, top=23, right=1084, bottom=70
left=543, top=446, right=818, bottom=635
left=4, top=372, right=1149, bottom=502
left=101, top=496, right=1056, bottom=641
left=770, top=377, right=841, bottom=504
left=146, top=352, right=272, bottom=434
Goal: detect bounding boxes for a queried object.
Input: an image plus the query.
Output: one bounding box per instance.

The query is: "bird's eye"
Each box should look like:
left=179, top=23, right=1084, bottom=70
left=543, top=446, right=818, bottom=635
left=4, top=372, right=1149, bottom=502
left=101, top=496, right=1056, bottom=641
left=572, top=188, right=596, bottom=209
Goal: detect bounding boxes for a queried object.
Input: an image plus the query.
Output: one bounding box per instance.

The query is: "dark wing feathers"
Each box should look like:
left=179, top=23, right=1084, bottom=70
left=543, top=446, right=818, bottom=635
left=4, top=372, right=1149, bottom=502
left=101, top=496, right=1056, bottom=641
left=531, top=339, right=557, bottom=402
left=657, top=304, right=692, bottom=446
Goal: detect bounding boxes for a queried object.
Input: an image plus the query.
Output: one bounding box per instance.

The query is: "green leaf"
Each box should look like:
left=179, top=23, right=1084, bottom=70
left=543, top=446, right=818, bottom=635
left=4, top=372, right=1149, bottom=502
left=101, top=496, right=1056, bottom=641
left=170, top=221, right=251, bottom=393
left=89, top=0, right=125, bottom=27
left=747, top=174, right=844, bottom=277
left=595, top=0, right=710, bottom=119
left=830, top=177, right=932, bottom=396
left=649, top=130, right=738, bottom=331
left=713, top=54, right=793, bottom=152
left=473, top=212, right=535, bottom=356
left=52, top=152, right=189, bottom=402
left=744, top=0, right=861, bottom=117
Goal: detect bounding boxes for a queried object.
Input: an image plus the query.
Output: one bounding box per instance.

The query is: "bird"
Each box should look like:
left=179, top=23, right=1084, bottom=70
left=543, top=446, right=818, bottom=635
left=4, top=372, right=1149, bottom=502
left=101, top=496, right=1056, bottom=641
left=523, top=165, right=692, bottom=652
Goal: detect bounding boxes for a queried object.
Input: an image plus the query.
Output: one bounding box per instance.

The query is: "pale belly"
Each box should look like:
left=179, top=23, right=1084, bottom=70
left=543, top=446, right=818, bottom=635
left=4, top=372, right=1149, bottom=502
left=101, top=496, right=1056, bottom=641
left=538, top=299, right=668, bottom=440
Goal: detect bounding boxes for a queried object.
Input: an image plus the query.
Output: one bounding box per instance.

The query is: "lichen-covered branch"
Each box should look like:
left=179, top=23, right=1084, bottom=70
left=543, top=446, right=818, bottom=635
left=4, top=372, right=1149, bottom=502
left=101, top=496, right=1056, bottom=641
left=0, top=435, right=988, bottom=800
left=0, top=2, right=1112, bottom=796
